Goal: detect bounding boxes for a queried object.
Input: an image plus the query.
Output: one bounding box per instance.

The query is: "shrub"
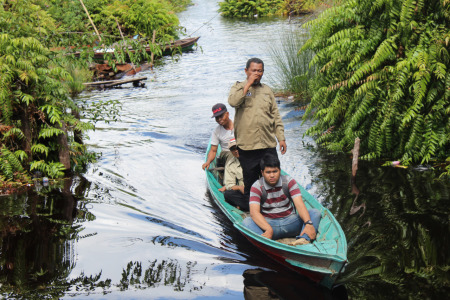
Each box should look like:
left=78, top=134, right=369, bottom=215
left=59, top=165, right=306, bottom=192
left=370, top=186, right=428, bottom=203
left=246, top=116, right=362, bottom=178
left=0, top=34, right=95, bottom=179
left=97, top=0, right=180, bottom=41
left=219, top=0, right=285, bottom=18
left=301, top=0, right=449, bottom=164
left=0, top=0, right=59, bottom=46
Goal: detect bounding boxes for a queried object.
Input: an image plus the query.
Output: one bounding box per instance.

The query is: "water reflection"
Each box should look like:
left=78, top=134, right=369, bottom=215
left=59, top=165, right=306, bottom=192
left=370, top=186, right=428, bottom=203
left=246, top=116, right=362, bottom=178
left=0, top=0, right=448, bottom=298
left=307, top=152, right=449, bottom=299
left=242, top=268, right=347, bottom=300
left=0, top=177, right=94, bottom=298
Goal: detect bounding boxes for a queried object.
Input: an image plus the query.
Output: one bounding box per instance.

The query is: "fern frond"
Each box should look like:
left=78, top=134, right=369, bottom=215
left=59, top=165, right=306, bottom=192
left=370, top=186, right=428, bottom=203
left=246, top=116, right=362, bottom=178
left=38, top=128, right=64, bottom=139
left=14, top=150, right=28, bottom=162
left=2, top=127, right=25, bottom=141
left=31, top=144, right=49, bottom=157
left=0, top=147, right=24, bottom=179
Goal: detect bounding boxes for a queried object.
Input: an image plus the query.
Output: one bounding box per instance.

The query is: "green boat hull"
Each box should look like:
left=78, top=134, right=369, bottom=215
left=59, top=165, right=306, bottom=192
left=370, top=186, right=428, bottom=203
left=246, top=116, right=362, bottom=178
left=205, top=144, right=348, bottom=289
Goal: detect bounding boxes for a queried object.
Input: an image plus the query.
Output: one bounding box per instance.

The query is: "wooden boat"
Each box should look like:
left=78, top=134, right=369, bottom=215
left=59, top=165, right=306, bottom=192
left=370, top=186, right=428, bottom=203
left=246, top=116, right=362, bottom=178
left=205, top=144, right=348, bottom=289
left=83, top=76, right=147, bottom=88
left=160, top=36, right=199, bottom=56
left=71, top=36, right=200, bottom=60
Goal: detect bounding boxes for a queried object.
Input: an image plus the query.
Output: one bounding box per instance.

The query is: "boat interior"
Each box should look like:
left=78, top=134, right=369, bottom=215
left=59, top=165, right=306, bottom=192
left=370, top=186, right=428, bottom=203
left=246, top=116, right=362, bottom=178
left=208, top=159, right=346, bottom=253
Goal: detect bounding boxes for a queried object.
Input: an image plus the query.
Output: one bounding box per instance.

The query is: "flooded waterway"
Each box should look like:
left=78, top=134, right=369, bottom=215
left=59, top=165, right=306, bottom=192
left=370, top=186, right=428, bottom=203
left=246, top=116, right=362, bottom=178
left=0, top=0, right=448, bottom=299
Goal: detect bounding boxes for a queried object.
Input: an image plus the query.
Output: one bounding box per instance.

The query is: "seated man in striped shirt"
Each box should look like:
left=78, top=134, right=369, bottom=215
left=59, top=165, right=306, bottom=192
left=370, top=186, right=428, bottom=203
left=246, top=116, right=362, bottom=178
left=242, top=154, right=321, bottom=245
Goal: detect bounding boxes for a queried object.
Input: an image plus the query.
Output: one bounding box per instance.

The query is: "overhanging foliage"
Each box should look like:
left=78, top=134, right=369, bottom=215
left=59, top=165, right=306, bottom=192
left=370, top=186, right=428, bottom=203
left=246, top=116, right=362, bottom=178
left=0, top=33, right=95, bottom=180
left=302, top=0, right=449, bottom=164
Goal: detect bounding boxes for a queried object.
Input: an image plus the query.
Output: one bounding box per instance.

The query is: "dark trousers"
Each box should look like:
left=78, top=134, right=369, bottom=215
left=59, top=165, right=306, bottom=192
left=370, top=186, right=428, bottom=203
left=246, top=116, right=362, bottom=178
left=238, top=147, right=278, bottom=200
left=224, top=190, right=249, bottom=212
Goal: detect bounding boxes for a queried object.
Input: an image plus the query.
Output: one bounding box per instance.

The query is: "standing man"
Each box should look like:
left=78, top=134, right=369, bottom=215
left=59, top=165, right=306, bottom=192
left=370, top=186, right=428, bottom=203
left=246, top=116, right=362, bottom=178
left=228, top=57, right=287, bottom=199
left=202, top=103, right=234, bottom=170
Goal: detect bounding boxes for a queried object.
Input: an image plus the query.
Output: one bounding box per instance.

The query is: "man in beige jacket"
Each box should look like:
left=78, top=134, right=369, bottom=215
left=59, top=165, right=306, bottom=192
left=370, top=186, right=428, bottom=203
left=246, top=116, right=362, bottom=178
left=228, top=57, right=287, bottom=200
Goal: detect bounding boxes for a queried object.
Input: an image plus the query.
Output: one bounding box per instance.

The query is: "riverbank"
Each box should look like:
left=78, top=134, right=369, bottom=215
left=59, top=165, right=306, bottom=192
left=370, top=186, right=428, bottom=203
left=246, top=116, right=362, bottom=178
left=0, top=0, right=448, bottom=298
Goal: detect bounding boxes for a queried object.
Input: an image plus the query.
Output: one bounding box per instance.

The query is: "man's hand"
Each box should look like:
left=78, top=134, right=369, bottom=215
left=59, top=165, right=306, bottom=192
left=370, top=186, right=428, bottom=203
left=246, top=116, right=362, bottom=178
left=261, top=227, right=273, bottom=239
left=218, top=186, right=226, bottom=192
left=231, top=185, right=245, bottom=194
left=300, top=224, right=316, bottom=240
left=238, top=185, right=245, bottom=194
left=243, top=73, right=262, bottom=96
left=247, top=73, right=261, bottom=86
left=279, top=140, right=287, bottom=154
left=202, top=162, right=210, bottom=170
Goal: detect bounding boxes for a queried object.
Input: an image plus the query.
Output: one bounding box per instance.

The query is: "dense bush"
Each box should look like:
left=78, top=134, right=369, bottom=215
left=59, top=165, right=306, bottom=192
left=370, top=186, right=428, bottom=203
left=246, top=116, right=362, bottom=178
left=0, top=33, right=95, bottom=180
left=45, top=0, right=183, bottom=46
left=301, top=0, right=449, bottom=164
left=219, top=0, right=284, bottom=18
left=95, top=0, right=180, bottom=41
left=218, top=0, right=328, bottom=18
left=284, top=0, right=329, bottom=15
left=0, top=0, right=59, bottom=46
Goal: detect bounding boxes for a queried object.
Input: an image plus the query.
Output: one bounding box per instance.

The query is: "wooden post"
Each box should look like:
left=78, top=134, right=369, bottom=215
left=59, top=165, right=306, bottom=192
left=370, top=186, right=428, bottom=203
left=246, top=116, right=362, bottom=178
left=57, top=121, right=71, bottom=170
left=351, top=137, right=360, bottom=178
left=150, top=30, right=156, bottom=68
left=78, top=0, right=102, bottom=44
left=351, top=137, right=360, bottom=194
left=115, top=17, right=125, bottom=41
left=350, top=138, right=360, bottom=193
left=350, top=137, right=365, bottom=216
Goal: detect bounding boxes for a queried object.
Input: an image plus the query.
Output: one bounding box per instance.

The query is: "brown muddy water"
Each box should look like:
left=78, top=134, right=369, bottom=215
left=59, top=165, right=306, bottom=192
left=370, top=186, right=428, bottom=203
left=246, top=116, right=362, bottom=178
left=0, top=0, right=448, bottom=299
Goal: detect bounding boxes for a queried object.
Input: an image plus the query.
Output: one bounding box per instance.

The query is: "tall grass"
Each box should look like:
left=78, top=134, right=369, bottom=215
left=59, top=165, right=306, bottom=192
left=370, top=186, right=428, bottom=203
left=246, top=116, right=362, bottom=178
left=268, top=28, right=316, bottom=102
left=61, top=60, right=94, bottom=96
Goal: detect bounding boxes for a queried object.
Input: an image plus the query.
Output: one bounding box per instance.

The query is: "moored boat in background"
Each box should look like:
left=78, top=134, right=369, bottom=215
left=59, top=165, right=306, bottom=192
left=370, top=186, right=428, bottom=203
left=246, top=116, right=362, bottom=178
left=71, top=36, right=200, bottom=60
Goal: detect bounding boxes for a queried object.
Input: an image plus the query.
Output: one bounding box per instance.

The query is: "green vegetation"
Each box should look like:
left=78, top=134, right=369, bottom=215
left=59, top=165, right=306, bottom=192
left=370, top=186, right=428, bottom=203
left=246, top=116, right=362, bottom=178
left=0, top=0, right=59, bottom=46
left=0, top=0, right=192, bottom=186
left=46, top=0, right=184, bottom=46
left=219, top=0, right=284, bottom=18
left=218, top=0, right=328, bottom=18
left=0, top=33, right=95, bottom=181
left=268, top=29, right=316, bottom=101
left=284, top=0, right=331, bottom=15
left=301, top=0, right=449, bottom=165
left=61, top=58, right=94, bottom=96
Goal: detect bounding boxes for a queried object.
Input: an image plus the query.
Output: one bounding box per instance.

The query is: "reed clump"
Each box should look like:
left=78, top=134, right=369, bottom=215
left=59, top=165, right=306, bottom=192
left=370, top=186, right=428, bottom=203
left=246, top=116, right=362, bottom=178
left=268, top=29, right=316, bottom=102
left=60, top=60, right=94, bottom=96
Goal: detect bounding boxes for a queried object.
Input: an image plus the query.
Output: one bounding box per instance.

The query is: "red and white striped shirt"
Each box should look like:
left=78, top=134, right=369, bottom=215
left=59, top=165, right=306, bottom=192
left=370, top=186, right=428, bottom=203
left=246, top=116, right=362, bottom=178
left=249, top=175, right=301, bottom=218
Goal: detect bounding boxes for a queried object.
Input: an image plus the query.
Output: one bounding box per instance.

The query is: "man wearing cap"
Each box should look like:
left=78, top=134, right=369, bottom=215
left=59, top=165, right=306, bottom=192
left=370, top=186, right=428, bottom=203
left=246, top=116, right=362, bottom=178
left=228, top=57, right=287, bottom=200
left=202, top=103, right=235, bottom=170
left=218, top=138, right=248, bottom=212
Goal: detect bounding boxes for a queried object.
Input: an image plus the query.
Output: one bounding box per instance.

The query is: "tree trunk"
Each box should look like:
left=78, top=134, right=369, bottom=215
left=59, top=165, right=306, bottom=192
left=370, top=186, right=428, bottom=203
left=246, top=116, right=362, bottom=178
left=72, top=109, right=83, bottom=144
left=20, top=103, right=32, bottom=164
left=57, top=121, right=71, bottom=170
